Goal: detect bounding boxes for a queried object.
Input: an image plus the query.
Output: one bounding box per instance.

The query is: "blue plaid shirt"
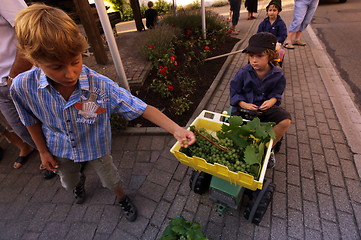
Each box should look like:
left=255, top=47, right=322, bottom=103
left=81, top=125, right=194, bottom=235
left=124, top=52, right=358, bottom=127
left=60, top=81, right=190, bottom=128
left=10, top=65, right=147, bottom=162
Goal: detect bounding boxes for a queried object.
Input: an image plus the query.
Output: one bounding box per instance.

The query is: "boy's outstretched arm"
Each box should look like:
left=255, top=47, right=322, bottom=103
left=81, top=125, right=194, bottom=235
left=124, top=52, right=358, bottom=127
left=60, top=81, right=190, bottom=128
left=26, top=124, right=59, bottom=171
left=141, top=105, right=195, bottom=148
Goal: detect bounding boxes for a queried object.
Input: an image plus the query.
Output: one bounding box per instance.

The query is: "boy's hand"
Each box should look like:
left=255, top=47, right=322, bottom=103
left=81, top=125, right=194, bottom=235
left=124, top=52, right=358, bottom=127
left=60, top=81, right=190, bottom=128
left=39, top=151, right=59, bottom=171
left=239, top=101, right=258, bottom=110
left=173, top=127, right=196, bottom=148
left=259, top=98, right=277, bottom=111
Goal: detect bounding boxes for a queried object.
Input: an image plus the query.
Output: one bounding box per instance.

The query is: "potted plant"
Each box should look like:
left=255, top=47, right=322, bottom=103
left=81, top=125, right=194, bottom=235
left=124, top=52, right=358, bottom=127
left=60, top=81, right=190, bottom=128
left=159, top=216, right=208, bottom=240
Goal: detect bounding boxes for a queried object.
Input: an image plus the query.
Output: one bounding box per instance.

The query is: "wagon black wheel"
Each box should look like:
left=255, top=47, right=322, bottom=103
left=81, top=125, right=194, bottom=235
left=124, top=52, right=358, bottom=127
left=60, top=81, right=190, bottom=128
left=243, top=180, right=276, bottom=225
left=189, top=170, right=212, bottom=195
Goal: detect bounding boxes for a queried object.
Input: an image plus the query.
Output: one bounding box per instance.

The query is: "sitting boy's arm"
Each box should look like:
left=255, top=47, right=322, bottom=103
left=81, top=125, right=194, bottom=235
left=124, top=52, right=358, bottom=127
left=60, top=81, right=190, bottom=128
left=259, top=97, right=277, bottom=111
left=27, top=123, right=59, bottom=171
left=141, top=105, right=195, bottom=147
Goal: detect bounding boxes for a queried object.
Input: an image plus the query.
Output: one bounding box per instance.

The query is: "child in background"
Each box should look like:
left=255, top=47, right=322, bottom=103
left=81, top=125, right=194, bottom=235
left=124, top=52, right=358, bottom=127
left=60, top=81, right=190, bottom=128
left=12, top=4, right=195, bottom=222
left=230, top=32, right=291, bottom=167
left=145, top=1, right=158, bottom=29
left=257, top=0, right=287, bottom=66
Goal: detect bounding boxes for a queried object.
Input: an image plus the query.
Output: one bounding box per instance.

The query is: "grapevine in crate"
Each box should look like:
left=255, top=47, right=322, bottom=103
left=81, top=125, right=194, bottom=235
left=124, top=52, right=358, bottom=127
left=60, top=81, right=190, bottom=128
left=180, top=116, right=275, bottom=178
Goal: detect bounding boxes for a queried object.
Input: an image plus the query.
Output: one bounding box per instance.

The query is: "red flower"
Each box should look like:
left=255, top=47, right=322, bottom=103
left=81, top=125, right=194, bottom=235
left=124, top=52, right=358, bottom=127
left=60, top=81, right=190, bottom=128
left=171, top=24, right=175, bottom=27
left=148, top=45, right=154, bottom=49
left=186, top=29, right=191, bottom=35
left=174, top=61, right=178, bottom=66
left=204, top=46, right=210, bottom=50
left=168, top=85, right=174, bottom=91
left=170, top=56, right=176, bottom=61
left=164, top=66, right=168, bottom=70
left=160, top=68, right=167, bottom=75
left=159, top=66, right=163, bottom=69
left=169, top=50, right=173, bottom=53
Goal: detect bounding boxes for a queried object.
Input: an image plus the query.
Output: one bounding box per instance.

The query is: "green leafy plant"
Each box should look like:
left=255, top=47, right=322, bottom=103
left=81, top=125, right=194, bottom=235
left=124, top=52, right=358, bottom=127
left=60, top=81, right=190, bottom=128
left=159, top=216, right=208, bottom=240
left=180, top=117, right=275, bottom=177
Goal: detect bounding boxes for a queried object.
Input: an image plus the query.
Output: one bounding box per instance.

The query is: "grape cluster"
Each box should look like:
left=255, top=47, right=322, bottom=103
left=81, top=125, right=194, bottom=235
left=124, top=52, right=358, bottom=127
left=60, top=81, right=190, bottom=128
left=187, top=127, right=252, bottom=174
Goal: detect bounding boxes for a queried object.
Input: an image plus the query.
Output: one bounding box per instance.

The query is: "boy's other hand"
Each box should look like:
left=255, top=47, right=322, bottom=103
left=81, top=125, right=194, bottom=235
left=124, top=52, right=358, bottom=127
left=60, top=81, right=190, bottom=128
left=239, top=101, right=258, bottom=110
left=174, top=128, right=196, bottom=148
left=259, top=98, right=277, bottom=111
left=39, top=151, right=59, bottom=171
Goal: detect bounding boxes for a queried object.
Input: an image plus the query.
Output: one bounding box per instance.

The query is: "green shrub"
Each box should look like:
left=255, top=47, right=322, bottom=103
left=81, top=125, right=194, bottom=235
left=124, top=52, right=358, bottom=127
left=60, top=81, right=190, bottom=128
left=211, top=0, right=229, bottom=7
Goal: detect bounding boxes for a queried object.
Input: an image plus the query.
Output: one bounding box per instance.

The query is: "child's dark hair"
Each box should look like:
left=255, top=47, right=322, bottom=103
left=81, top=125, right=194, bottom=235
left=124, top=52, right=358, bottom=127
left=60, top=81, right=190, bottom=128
left=148, top=1, right=154, bottom=8
left=266, top=3, right=281, bottom=12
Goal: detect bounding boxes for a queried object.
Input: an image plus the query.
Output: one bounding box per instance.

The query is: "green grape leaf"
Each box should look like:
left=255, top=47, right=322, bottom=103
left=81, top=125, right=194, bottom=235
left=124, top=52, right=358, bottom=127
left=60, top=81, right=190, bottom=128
left=249, top=164, right=261, bottom=177
left=172, top=226, right=186, bottom=235
left=244, top=144, right=263, bottom=165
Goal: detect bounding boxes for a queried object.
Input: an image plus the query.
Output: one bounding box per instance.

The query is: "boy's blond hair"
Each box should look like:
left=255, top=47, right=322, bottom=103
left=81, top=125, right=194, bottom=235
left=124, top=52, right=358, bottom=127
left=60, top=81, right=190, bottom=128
left=15, top=4, right=88, bottom=63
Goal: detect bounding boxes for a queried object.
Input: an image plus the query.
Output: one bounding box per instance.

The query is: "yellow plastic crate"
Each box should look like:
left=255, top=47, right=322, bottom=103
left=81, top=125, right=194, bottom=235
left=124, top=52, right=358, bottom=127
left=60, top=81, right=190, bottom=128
left=170, top=110, right=273, bottom=191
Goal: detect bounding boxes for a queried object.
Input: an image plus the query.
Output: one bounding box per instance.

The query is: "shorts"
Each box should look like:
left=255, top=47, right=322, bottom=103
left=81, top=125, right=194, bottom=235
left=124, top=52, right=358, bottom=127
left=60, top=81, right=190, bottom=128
left=232, top=105, right=291, bottom=124
left=258, top=105, right=292, bottom=124
left=55, top=154, right=122, bottom=191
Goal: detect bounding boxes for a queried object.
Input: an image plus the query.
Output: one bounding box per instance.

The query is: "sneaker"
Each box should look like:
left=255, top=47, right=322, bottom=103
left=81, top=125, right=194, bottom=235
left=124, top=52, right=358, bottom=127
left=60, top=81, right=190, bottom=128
left=267, top=152, right=276, bottom=169
left=43, top=170, right=57, bottom=180
left=73, top=174, right=86, bottom=204
left=119, top=195, right=137, bottom=222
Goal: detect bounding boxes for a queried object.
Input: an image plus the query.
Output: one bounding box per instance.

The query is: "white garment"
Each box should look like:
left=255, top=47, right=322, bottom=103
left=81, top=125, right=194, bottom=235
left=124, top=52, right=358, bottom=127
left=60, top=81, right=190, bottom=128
left=0, top=0, right=27, bottom=86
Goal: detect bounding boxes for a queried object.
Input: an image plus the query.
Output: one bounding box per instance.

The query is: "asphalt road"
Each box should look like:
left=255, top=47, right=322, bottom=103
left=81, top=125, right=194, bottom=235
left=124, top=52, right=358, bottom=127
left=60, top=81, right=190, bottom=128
left=312, top=0, right=361, bottom=112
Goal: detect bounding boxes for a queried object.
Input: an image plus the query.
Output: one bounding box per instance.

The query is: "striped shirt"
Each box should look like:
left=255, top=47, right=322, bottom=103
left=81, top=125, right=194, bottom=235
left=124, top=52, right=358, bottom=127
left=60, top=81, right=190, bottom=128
left=10, top=65, right=147, bottom=162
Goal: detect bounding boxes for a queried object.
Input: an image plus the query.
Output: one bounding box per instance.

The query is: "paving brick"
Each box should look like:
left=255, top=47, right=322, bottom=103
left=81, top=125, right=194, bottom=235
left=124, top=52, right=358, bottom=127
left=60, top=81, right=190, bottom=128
left=273, top=171, right=287, bottom=193
left=237, top=216, right=255, bottom=238
left=275, top=153, right=287, bottom=173
left=66, top=222, right=97, bottom=240
left=287, top=209, right=304, bottom=239
left=129, top=175, right=146, bottom=190
left=172, top=164, right=188, bottom=182
left=301, top=178, right=317, bottom=202
left=303, top=200, right=321, bottom=231
left=205, top=221, right=223, bottom=240
left=272, top=191, right=287, bottom=219
left=139, top=181, right=165, bottom=202
left=309, top=139, right=323, bottom=155
left=300, top=159, right=314, bottom=179
left=119, top=151, right=135, bottom=169
left=163, top=179, right=181, bottom=202
left=304, top=228, right=322, bottom=240
left=295, top=118, right=307, bottom=129
left=334, top=143, right=353, bottom=160
left=270, top=216, right=287, bottom=240
left=194, top=204, right=212, bottom=232
left=287, top=148, right=300, bottom=166
left=141, top=224, right=160, bottom=240
left=330, top=129, right=346, bottom=144
left=323, top=148, right=340, bottom=166
left=137, top=136, right=153, bottom=150
left=150, top=136, right=166, bottom=150
left=337, top=211, right=360, bottom=239
left=305, top=117, right=317, bottom=127
left=147, top=168, right=172, bottom=187
left=320, top=134, right=334, bottom=149
left=108, top=227, right=138, bottom=240
left=328, top=166, right=345, bottom=187
left=184, top=192, right=201, bottom=213
left=119, top=215, right=149, bottom=238
left=1, top=221, right=29, bottom=240
left=65, top=205, right=87, bottom=222
left=123, top=136, right=139, bottom=151
left=38, top=222, right=70, bottom=240
left=296, top=130, right=309, bottom=144
left=340, top=159, right=359, bottom=180
left=299, top=143, right=312, bottom=160
left=27, top=204, right=56, bottom=232
left=351, top=202, right=361, bottom=232
left=177, top=178, right=191, bottom=196
left=180, top=210, right=195, bottom=222
left=318, top=193, right=337, bottom=222
left=315, top=171, right=331, bottom=195
left=150, top=200, right=171, bottom=227
left=167, top=194, right=187, bottom=219
left=312, top=154, right=327, bottom=173
left=97, top=205, right=120, bottom=234
left=150, top=150, right=161, bottom=163
left=136, top=150, right=151, bottom=163
left=221, top=215, right=239, bottom=240
left=154, top=156, right=179, bottom=174
left=317, top=122, right=330, bottom=135
left=254, top=225, right=271, bottom=240
left=287, top=185, right=302, bottom=211
left=321, top=220, right=340, bottom=240
left=132, top=162, right=153, bottom=176
left=134, top=195, right=157, bottom=219
left=287, top=165, right=301, bottom=186
left=345, top=178, right=361, bottom=204
left=315, top=112, right=327, bottom=123
left=21, top=232, right=40, bottom=240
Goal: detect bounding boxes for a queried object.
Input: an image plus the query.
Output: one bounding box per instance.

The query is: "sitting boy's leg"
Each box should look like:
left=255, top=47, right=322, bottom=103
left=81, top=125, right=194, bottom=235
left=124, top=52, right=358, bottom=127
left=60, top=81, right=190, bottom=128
left=90, top=154, right=137, bottom=221
left=273, top=119, right=291, bottom=147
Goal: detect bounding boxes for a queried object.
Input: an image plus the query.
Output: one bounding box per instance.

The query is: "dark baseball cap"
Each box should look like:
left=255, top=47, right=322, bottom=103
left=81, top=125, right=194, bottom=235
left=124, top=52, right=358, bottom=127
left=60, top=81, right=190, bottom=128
left=267, top=0, right=282, bottom=12
left=242, top=32, right=277, bottom=53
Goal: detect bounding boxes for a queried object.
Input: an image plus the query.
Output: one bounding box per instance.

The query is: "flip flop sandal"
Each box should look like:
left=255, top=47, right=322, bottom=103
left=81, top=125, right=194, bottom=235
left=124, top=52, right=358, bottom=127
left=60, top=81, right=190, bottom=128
left=292, top=40, right=306, bottom=46
left=283, top=42, right=295, bottom=49
left=13, top=149, right=36, bottom=169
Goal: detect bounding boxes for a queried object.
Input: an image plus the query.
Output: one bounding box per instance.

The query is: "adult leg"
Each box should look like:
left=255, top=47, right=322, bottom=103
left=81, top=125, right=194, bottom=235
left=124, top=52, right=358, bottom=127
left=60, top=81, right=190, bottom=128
left=230, top=0, right=241, bottom=31
left=300, top=0, right=320, bottom=31
left=284, top=0, right=308, bottom=47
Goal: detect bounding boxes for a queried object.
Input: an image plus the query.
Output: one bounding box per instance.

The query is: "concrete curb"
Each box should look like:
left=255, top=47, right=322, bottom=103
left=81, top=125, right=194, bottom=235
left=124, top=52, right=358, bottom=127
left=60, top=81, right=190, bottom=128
left=307, top=26, right=361, bottom=178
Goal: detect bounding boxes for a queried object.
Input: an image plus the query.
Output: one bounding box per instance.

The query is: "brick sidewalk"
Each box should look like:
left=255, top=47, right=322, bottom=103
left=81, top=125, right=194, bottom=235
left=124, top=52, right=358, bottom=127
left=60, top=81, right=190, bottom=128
left=0, top=1, right=361, bottom=239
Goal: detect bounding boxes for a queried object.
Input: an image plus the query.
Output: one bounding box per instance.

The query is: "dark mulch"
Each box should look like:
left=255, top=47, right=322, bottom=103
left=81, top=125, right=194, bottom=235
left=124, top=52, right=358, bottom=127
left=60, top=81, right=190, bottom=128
left=129, top=36, right=240, bottom=127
